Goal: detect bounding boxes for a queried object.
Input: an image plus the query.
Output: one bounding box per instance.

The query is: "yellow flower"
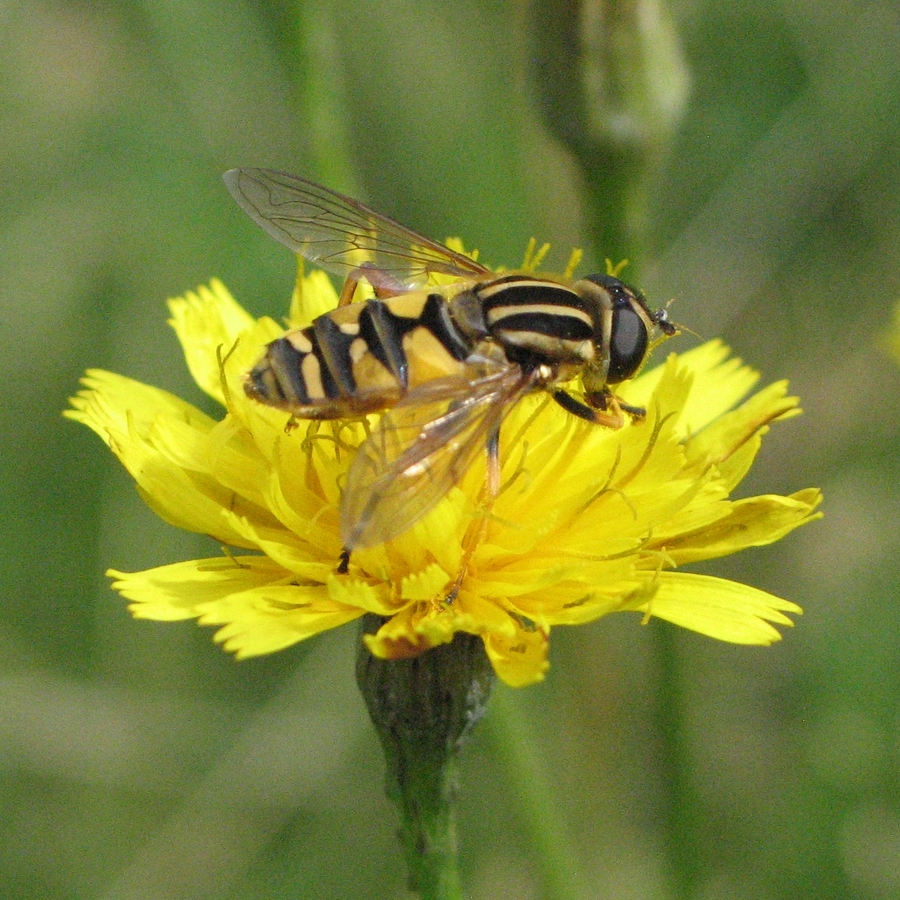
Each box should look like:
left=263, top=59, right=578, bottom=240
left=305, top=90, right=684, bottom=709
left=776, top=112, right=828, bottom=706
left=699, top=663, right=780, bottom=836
left=66, top=275, right=821, bottom=687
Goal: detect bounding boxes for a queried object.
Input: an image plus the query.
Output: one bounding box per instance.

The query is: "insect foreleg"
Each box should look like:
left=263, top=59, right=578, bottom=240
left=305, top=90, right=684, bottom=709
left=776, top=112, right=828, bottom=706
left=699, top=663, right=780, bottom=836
left=616, top=399, right=647, bottom=420
left=552, top=388, right=644, bottom=429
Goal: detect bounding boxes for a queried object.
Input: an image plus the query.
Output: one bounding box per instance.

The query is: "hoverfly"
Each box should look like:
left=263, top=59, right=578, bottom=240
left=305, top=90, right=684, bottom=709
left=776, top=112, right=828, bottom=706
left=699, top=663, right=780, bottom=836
left=224, top=168, right=675, bottom=556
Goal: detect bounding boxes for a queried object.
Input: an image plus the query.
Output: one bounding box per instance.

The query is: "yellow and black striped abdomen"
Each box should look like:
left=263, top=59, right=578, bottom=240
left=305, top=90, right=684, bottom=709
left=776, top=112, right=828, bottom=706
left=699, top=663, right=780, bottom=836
left=245, top=290, right=473, bottom=417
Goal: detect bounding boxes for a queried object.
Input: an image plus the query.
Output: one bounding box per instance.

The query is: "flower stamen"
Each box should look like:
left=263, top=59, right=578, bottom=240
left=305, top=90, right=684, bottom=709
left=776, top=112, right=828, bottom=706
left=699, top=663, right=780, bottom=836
left=216, top=340, right=239, bottom=412
left=617, top=404, right=673, bottom=491
left=219, top=545, right=251, bottom=567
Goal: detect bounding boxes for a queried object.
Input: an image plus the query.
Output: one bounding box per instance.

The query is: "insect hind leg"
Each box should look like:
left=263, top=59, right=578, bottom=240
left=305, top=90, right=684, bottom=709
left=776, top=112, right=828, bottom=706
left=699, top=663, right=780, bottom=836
left=338, top=264, right=409, bottom=306
left=444, top=430, right=501, bottom=604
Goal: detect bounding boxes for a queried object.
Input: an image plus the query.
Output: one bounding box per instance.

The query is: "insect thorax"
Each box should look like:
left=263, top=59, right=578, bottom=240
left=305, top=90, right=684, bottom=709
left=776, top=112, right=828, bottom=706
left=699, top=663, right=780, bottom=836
left=468, top=276, right=597, bottom=368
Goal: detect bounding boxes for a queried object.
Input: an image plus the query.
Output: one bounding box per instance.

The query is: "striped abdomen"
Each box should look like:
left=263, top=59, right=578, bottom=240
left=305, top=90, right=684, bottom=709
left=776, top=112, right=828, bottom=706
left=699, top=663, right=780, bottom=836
left=245, top=290, right=473, bottom=417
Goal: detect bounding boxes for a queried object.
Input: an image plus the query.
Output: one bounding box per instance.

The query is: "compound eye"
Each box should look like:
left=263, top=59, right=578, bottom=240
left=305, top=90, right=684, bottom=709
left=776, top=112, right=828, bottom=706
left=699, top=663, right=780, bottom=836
left=607, top=302, right=648, bottom=383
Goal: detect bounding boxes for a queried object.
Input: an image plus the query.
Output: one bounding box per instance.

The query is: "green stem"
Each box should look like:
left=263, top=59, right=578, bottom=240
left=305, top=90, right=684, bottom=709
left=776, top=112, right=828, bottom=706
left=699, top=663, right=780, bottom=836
left=356, top=616, right=495, bottom=899
left=389, top=752, right=462, bottom=900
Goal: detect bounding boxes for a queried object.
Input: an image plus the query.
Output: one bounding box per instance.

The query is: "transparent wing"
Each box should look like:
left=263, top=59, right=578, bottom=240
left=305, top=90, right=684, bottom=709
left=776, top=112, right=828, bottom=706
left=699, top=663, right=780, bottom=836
left=341, top=366, right=536, bottom=549
left=224, top=168, right=492, bottom=292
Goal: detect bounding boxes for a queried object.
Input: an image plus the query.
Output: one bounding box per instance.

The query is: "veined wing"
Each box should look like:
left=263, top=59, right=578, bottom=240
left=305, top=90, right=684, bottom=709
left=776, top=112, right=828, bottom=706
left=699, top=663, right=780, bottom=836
left=224, top=168, right=491, bottom=292
left=341, top=366, right=538, bottom=549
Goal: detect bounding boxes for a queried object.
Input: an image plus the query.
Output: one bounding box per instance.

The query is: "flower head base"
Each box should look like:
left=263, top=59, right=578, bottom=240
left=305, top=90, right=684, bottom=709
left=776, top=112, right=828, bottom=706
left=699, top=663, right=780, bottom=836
left=67, top=275, right=821, bottom=687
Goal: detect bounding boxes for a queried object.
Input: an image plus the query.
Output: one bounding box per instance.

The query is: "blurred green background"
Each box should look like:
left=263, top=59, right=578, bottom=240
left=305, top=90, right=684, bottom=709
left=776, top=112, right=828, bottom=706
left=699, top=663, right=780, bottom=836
left=2, top=1, right=899, bottom=898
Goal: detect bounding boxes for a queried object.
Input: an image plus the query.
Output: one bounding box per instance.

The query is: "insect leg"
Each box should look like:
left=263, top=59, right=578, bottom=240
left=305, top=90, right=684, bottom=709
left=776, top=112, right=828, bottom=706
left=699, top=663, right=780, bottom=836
left=337, top=263, right=409, bottom=306
left=444, top=430, right=501, bottom=603
left=485, top=428, right=501, bottom=496
left=616, top=398, right=647, bottom=420
left=337, top=277, right=362, bottom=307
left=552, top=388, right=628, bottom=428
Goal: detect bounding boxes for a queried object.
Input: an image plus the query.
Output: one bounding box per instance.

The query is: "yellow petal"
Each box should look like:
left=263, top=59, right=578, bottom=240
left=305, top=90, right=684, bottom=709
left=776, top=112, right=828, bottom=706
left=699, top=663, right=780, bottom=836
left=684, top=380, right=800, bottom=468
left=205, top=416, right=274, bottom=512
left=199, top=585, right=364, bottom=657
left=109, top=555, right=290, bottom=620
left=67, top=370, right=266, bottom=543
left=221, top=513, right=338, bottom=581
left=672, top=352, right=761, bottom=436
left=483, top=623, right=550, bottom=687
left=167, top=280, right=279, bottom=406
left=455, top=590, right=520, bottom=636
left=264, top=449, right=343, bottom=551
left=508, top=559, right=641, bottom=626
left=364, top=601, right=485, bottom=660
left=401, top=563, right=453, bottom=601
left=364, top=605, right=449, bottom=659
left=650, top=489, right=823, bottom=564
left=621, top=340, right=758, bottom=435
left=66, top=369, right=215, bottom=445
left=390, top=487, right=470, bottom=579
left=288, top=268, right=342, bottom=328
left=326, top=573, right=394, bottom=615
left=124, top=425, right=271, bottom=547
left=635, top=571, right=801, bottom=644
